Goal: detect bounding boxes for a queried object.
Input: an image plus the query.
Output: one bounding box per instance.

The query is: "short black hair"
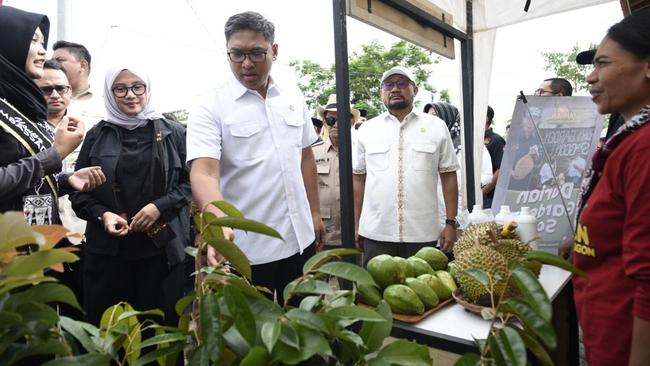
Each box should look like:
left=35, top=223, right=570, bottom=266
left=423, top=103, right=434, bottom=113
left=544, top=78, right=573, bottom=96
left=487, top=106, right=494, bottom=123
left=224, top=11, right=275, bottom=44
left=52, top=40, right=91, bottom=73
left=43, top=59, right=66, bottom=73
left=607, top=8, right=650, bottom=60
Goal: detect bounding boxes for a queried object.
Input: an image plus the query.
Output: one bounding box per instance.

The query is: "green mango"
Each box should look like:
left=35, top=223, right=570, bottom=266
left=383, top=284, right=425, bottom=315
left=357, top=284, right=382, bottom=306
left=405, top=277, right=440, bottom=308
left=406, top=256, right=435, bottom=276
left=435, top=270, right=458, bottom=292
left=415, top=247, right=449, bottom=271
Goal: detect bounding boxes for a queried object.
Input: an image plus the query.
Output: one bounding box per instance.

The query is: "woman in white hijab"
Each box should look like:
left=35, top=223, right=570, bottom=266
left=71, top=65, right=191, bottom=326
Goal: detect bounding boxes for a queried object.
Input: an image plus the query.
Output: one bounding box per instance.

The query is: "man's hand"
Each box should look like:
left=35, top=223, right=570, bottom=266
left=54, top=117, right=85, bottom=159
left=313, top=216, right=326, bottom=250
left=439, top=225, right=457, bottom=253
left=206, top=227, right=234, bottom=266
left=130, top=203, right=161, bottom=232
left=68, top=166, right=105, bottom=192
left=102, top=212, right=129, bottom=237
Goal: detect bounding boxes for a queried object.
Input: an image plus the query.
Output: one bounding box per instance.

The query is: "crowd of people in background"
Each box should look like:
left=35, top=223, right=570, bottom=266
left=1, top=4, right=649, bottom=365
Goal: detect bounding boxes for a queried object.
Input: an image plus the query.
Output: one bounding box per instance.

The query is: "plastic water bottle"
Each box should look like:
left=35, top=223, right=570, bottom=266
left=468, top=205, right=491, bottom=224
left=515, top=206, right=539, bottom=249
left=494, top=205, right=513, bottom=226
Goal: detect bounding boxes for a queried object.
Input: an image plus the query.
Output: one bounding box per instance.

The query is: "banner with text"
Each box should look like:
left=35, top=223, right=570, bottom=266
left=492, top=96, right=604, bottom=253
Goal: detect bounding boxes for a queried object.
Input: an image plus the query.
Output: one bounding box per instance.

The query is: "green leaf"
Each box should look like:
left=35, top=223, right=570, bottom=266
left=0, top=276, right=56, bottom=296
left=42, top=353, right=111, bottom=366
left=240, top=345, right=269, bottom=366
left=209, top=200, right=245, bottom=218
left=59, top=316, right=101, bottom=353
left=187, top=345, right=209, bottom=366
left=285, top=308, right=328, bottom=333
left=491, top=327, right=527, bottom=366
left=279, top=322, right=300, bottom=350
left=133, top=343, right=185, bottom=366
left=6, top=283, right=81, bottom=310
left=336, top=329, right=365, bottom=347
left=299, top=296, right=322, bottom=312
left=360, top=300, right=393, bottom=353
left=526, top=251, right=586, bottom=276
left=116, top=309, right=164, bottom=323
left=205, top=236, right=251, bottom=280
left=511, top=265, right=551, bottom=322
left=462, top=268, right=489, bottom=288
left=225, top=276, right=264, bottom=298
left=317, top=262, right=377, bottom=286
left=175, top=293, right=195, bottom=316
left=205, top=215, right=283, bottom=240
left=507, top=324, right=554, bottom=366
left=261, top=321, right=281, bottom=353
left=16, top=301, right=59, bottom=326
left=327, top=305, right=386, bottom=322
left=0, top=212, right=37, bottom=252
left=302, top=248, right=361, bottom=274
left=139, top=332, right=188, bottom=348
left=200, top=293, right=223, bottom=361
left=184, top=246, right=198, bottom=257
left=374, top=339, right=432, bottom=366
left=3, top=249, right=78, bottom=277
left=453, top=353, right=481, bottom=366
left=291, top=279, right=333, bottom=296
left=499, top=298, right=557, bottom=349
left=223, top=285, right=257, bottom=346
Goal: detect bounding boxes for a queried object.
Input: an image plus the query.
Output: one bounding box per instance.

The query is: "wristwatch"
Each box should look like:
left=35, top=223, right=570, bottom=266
left=445, top=218, right=459, bottom=228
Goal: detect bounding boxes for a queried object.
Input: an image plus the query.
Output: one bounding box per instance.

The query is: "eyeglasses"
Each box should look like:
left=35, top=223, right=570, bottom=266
left=381, top=80, right=412, bottom=91
left=227, top=49, right=268, bottom=63
left=534, top=88, right=557, bottom=96
left=40, top=85, right=71, bottom=96
left=325, top=117, right=337, bottom=127
left=112, top=84, right=146, bottom=98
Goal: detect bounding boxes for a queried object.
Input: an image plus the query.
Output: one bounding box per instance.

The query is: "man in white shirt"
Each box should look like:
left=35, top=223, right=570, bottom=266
left=353, top=66, right=459, bottom=265
left=187, top=11, right=325, bottom=302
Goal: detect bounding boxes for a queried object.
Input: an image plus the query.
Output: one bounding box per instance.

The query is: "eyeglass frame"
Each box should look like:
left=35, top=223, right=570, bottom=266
left=227, top=48, right=269, bottom=63
left=40, top=85, right=71, bottom=96
left=112, top=84, right=147, bottom=98
left=381, top=80, right=413, bottom=91
left=533, top=88, right=558, bottom=96
left=324, top=113, right=355, bottom=127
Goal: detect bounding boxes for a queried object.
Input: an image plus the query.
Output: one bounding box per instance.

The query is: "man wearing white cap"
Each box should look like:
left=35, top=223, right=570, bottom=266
left=313, top=94, right=361, bottom=248
left=352, top=66, right=459, bottom=264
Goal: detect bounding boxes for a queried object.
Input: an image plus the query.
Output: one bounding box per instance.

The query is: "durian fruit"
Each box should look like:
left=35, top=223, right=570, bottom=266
left=455, top=245, right=509, bottom=302
left=499, top=222, right=521, bottom=240
left=453, top=222, right=499, bottom=257
left=493, top=238, right=530, bottom=265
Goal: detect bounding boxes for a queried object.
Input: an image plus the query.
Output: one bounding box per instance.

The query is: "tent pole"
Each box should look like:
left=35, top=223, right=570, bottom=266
left=461, top=0, right=476, bottom=208
left=332, top=0, right=357, bottom=263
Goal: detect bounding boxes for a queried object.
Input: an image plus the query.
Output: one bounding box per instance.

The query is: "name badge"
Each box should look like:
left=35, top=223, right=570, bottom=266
left=23, top=194, right=54, bottom=225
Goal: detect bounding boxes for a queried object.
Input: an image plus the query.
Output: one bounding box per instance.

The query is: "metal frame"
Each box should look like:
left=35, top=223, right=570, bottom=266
left=332, top=0, right=475, bottom=253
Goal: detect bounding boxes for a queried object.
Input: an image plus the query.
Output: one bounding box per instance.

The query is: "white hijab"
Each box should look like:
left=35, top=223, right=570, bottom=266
left=103, top=65, right=163, bottom=130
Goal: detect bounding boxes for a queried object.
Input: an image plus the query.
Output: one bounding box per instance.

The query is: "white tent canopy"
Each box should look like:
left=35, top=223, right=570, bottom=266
left=426, top=0, right=615, bottom=205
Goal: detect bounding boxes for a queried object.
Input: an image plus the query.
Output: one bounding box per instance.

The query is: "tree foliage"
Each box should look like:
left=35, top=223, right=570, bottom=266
left=291, top=40, right=441, bottom=119
left=541, top=43, right=598, bottom=93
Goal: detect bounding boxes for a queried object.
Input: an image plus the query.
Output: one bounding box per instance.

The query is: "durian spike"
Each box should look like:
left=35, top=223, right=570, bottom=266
left=487, top=229, right=499, bottom=245
left=501, top=222, right=518, bottom=238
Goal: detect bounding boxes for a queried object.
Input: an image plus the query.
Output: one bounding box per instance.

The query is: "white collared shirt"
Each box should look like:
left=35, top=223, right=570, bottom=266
left=186, top=74, right=317, bottom=264
left=353, top=110, right=459, bottom=243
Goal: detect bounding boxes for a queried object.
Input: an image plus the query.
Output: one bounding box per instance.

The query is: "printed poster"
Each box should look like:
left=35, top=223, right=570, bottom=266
left=492, top=96, right=604, bottom=253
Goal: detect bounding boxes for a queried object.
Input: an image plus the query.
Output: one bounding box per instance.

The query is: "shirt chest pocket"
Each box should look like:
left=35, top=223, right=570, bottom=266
left=227, top=121, right=268, bottom=161
left=366, top=144, right=390, bottom=171
left=282, top=115, right=304, bottom=148
left=411, top=143, right=437, bottom=171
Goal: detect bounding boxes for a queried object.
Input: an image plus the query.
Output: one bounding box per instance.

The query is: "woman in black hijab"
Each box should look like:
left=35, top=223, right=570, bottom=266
left=0, top=5, right=104, bottom=224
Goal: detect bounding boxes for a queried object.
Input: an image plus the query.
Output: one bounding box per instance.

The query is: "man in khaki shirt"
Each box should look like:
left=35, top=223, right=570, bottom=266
left=313, top=94, right=360, bottom=248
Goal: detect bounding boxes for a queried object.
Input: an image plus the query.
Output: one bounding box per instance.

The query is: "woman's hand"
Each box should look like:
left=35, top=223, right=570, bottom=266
left=102, top=212, right=129, bottom=236
left=130, top=203, right=161, bottom=232
left=68, top=166, right=106, bottom=192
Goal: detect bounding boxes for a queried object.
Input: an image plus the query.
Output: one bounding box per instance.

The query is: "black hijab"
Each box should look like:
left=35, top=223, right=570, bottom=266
left=0, top=6, right=50, bottom=122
